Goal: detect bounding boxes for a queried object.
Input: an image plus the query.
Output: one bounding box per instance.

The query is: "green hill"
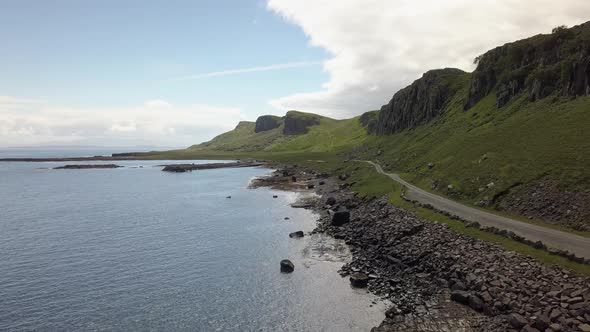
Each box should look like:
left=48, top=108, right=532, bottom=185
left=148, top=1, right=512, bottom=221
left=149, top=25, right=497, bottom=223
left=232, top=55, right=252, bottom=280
left=154, top=22, right=590, bottom=231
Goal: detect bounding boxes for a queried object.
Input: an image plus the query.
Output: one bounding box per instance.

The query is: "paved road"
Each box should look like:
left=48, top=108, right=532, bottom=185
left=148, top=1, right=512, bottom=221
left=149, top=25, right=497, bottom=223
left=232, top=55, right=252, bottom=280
left=365, top=161, right=590, bottom=259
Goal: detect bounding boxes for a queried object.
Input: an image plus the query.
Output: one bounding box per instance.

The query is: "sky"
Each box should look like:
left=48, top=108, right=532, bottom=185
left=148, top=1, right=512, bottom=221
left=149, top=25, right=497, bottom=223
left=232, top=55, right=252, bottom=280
left=1, top=0, right=589, bottom=148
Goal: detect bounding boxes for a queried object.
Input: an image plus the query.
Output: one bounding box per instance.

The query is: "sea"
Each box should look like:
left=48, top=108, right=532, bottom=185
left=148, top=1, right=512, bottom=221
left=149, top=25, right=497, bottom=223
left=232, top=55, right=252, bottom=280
left=0, top=149, right=386, bottom=331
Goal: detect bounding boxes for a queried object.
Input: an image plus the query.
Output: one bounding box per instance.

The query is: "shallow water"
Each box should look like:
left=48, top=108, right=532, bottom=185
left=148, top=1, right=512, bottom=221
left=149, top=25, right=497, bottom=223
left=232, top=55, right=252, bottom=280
left=0, top=159, right=386, bottom=331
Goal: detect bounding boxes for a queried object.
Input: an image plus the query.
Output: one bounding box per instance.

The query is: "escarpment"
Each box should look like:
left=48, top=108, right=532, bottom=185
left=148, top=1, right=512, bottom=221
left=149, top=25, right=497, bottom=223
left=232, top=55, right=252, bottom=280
left=373, top=68, right=466, bottom=135
left=465, top=22, right=590, bottom=109
left=282, top=111, right=321, bottom=135
left=254, top=115, right=282, bottom=133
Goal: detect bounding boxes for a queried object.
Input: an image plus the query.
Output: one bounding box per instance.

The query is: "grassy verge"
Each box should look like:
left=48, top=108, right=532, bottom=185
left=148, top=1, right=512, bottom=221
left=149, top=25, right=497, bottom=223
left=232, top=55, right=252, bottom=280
left=394, top=172, right=590, bottom=238
left=336, top=161, right=590, bottom=275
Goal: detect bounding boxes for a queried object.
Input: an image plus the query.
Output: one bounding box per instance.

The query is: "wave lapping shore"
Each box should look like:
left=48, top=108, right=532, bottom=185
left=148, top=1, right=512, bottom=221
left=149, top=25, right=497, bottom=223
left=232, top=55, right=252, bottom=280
left=257, top=165, right=590, bottom=332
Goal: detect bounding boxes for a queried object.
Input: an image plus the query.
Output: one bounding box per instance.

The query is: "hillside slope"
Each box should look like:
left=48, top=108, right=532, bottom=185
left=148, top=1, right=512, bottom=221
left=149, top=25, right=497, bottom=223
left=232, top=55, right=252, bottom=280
left=174, top=22, right=590, bottom=230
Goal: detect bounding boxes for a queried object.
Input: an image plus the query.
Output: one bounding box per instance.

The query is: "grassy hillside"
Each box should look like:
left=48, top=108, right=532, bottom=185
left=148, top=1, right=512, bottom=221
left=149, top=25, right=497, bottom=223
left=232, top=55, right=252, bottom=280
left=152, top=23, right=590, bottom=231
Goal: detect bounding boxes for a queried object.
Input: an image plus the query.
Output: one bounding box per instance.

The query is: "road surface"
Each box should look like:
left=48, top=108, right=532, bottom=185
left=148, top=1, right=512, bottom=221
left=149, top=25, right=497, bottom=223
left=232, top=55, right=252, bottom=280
left=365, top=161, right=590, bottom=260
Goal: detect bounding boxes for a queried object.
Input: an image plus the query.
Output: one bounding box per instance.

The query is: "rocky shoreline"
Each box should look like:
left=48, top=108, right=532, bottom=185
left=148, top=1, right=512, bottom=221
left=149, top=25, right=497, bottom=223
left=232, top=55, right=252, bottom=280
left=257, top=164, right=590, bottom=332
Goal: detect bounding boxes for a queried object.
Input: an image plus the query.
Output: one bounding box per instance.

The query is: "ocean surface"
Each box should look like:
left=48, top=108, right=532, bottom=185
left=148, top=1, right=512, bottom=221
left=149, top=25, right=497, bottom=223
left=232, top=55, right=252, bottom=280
left=0, top=153, right=386, bottom=331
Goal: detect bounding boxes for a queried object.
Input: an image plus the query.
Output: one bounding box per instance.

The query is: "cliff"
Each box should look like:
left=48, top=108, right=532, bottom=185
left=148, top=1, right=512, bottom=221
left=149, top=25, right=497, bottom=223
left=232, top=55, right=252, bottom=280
left=373, top=68, right=466, bottom=135
left=282, top=111, right=322, bottom=135
left=254, top=115, right=282, bottom=133
left=465, top=22, right=590, bottom=109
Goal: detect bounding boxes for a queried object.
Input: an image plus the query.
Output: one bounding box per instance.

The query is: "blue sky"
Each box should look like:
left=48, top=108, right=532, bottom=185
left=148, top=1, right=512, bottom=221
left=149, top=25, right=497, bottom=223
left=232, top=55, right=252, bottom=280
left=1, top=0, right=589, bottom=147
left=0, top=0, right=326, bottom=112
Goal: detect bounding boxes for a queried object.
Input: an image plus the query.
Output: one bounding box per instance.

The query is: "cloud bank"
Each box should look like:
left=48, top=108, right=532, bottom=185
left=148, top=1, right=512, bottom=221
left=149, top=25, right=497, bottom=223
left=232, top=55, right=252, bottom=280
left=0, top=97, right=243, bottom=147
left=267, top=0, right=590, bottom=117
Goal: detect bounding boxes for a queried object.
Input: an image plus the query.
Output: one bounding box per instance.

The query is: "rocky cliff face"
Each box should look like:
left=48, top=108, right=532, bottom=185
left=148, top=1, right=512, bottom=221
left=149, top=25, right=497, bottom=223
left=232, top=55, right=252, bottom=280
left=359, top=110, right=379, bottom=133
left=373, top=68, right=465, bottom=135
left=254, top=115, right=281, bottom=133
left=282, top=111, right=321, bottom=135
left=465, top=22, right=590, bottom=109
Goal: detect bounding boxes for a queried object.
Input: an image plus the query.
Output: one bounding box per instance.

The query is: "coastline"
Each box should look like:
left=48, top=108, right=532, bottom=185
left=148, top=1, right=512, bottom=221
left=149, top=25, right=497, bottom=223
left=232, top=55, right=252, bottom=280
left=255, top=163, right=590, bottom=332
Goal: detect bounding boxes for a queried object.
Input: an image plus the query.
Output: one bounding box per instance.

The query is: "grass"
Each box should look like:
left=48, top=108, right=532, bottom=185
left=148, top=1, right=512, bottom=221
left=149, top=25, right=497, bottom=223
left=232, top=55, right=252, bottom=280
left=338, top=161, right=590, bottom=275
left=362, top=92, right=590, bottom=226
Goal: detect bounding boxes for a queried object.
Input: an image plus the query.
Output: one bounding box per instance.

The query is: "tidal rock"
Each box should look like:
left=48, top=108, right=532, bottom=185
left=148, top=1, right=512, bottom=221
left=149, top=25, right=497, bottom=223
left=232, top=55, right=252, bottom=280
left=280, top=260, right=294, bottom=273
left=350, top=273, right=369, bottom=288
left=289, top=231, right=304, bottom=238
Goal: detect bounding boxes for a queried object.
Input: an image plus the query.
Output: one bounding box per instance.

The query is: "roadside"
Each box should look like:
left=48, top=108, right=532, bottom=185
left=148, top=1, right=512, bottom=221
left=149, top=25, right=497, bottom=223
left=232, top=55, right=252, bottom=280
left=365, top=161, right=590, bottom=262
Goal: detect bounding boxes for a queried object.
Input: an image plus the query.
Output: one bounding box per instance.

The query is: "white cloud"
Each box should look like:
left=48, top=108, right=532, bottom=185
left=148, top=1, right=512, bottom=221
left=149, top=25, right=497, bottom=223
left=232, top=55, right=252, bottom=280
left=266, top=0, right=590, bottom=118
left=164, top=61, right=323, bottom=82
left=0, top=97, right=244, bottom=147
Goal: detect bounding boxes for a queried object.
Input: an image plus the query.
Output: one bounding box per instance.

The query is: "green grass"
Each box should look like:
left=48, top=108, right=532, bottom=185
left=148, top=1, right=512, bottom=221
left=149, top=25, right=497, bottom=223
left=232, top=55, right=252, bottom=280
left=363, top=92, right=590, bottom=217
left=337, top=161, right=590, bottom=275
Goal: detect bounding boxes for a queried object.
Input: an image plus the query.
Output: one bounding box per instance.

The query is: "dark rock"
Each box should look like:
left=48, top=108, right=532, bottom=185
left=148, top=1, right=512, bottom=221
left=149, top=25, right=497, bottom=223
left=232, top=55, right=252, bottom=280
left=226, top=196, right=231, bottom=199
left=450, top=290, right=471, bottom=304
left=329, top=208, right=350, bottom=226
left=465, top=23, right=590, bottom=110
left=289, top=231, right=304, bottom=238
left=273, top=195, right=278, bottom=198
left=54, top=164, right=123, bottom=169
left=532, top=314, right=550, bottom=331
left=508, top=313, right=528, bottom=329
left=254, top=115, right=281, bottom=132
left=280, top=259, right=294, bottom=273
left=359, top=110, right=379, bottom=133
left=326, top=197, right=336, bottom=206
left=291, top=176, right=297, bottom=182
left=350, top=273, right=369, bottom=288
left=450, top=291, right=484, bottom=312
left=282, top=111, right=321, bottom=135
left=374, top=68, right=465, bottom=135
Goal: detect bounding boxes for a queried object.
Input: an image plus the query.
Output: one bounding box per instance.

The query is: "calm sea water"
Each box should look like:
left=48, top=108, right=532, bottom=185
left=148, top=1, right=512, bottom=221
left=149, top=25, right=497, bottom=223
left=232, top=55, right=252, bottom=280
left=0, top=154, right=385, bottom=331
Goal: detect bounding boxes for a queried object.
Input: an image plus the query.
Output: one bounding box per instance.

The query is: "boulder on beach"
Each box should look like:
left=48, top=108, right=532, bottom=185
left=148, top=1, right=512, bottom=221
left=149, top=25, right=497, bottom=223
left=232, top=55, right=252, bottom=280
left=280, top=259, right=295, bottom=273
left=325, top=197, right=336, bottom=206
left=329, top=208, right=350, bottom=226
left=450, top=290, right=484, bottom=312
left=289, top=231, right=304, bottom=238
left=273, top=195, right=278, bottom=198
left=350, top=273, right=369, bottom=288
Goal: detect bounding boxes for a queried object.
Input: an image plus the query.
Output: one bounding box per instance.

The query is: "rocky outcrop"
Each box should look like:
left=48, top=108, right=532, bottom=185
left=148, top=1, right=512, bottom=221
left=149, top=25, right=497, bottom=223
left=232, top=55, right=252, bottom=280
left=282, top=111, right=321, bottom=135
left=254, top=115, right=281, bottom=133
left=54, top=164, right=123, bottom=169
left=465, top=22, right=590, bottom=109
left=359, top=110, right=379, bottom=133
left=374, top=68, right=465, bottom=135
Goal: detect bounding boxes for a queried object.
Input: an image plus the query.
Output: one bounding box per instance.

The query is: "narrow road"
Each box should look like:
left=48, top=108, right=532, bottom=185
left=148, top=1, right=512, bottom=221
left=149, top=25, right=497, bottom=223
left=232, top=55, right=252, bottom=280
left=365, top=161, right=590, bottom=260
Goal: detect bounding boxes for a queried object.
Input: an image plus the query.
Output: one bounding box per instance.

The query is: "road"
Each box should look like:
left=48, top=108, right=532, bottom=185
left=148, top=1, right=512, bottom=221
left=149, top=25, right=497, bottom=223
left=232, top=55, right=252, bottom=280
left=365, top=161, right=590, bottom=260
